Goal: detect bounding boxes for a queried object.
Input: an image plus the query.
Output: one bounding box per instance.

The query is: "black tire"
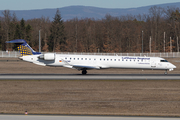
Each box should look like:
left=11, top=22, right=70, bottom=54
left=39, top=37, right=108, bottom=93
left=82, top=70, right=87, bottom=75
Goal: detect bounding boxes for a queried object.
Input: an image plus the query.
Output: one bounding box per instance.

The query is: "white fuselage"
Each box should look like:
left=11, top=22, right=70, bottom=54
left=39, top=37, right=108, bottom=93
left=20, top=54, right=176, bottom=71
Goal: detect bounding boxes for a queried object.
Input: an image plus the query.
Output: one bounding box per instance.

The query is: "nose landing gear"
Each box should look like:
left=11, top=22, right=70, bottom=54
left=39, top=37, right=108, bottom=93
left=164, top=70, right=168, bottom=75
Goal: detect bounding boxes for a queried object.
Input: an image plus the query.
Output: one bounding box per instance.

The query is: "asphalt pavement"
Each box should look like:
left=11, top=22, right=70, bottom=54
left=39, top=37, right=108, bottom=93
left=0, top=115, right=179, bottom=120
left=0, top=74, right=179, bottom=80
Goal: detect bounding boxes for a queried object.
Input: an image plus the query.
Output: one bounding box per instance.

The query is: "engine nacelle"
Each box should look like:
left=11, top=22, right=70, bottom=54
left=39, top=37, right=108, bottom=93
left=39, top=53, right=55, bottom=60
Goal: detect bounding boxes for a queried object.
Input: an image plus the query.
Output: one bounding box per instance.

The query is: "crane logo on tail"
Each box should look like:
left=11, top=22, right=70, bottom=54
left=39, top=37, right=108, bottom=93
left=17, top=45, right=33, bottom=56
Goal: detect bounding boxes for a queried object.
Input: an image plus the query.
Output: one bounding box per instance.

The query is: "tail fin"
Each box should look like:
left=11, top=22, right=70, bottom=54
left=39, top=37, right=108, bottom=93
left=6, top=39, right=41, bottom=56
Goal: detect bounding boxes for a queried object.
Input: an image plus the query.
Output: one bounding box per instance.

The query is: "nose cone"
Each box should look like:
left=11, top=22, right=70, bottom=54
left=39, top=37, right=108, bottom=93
left=168, top=63, right=176, bottom=71
left=172, top=64, right=176, bottom=69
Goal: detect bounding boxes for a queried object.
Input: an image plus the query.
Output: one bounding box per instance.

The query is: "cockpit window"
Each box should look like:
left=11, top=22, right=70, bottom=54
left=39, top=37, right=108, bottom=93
left=160, top=60, right=168, bottom=62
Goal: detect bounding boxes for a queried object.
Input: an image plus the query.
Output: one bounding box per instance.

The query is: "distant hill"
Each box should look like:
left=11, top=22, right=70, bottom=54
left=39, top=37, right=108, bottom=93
left=0, top=2, right=180, bottom=21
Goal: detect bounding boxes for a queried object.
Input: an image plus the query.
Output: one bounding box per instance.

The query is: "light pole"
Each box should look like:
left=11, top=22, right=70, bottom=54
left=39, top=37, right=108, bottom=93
left=142, top=30, right=143, bottom=53
left=39, top=30, right=41, bottom=52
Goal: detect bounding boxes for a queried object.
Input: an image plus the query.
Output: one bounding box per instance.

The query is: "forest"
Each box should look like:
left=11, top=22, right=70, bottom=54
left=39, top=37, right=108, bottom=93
left=0, top=6, right=180, bottom=53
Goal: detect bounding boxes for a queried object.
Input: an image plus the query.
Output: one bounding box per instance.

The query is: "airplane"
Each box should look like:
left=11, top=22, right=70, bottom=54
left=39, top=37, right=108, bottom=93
left=6, top=39, right=176, bottom=75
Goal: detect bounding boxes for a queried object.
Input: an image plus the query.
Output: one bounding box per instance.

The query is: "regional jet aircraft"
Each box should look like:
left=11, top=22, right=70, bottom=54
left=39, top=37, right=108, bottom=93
left=6, top=39, right=176, bottom=74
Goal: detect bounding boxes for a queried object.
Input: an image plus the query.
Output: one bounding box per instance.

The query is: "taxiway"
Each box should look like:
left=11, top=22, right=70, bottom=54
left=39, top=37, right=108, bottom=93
left=0, top=115, right=179, bottom=120
left=0, top=74, right=179, bottom=80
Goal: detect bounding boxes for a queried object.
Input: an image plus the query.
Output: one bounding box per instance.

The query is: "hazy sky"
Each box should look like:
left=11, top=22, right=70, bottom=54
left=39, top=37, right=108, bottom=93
left=0, top=0, right=180, bottom=10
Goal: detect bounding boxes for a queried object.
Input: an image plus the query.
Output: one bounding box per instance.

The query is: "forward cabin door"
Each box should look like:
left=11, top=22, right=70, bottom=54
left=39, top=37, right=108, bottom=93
left=151, top=60, right=157, bottom=68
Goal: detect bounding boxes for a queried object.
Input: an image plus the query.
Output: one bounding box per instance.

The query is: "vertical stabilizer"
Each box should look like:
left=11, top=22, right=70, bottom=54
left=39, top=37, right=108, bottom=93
left=6, top=39, right=41, bottom=56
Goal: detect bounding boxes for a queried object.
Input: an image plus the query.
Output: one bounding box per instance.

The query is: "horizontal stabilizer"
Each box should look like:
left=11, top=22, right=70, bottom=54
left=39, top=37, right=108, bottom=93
left=6, top=39, right=26, bottom=44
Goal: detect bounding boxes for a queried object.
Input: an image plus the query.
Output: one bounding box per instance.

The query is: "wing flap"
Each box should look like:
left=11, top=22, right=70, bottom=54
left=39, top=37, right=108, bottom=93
left=63, top=65, right=73, bottom=69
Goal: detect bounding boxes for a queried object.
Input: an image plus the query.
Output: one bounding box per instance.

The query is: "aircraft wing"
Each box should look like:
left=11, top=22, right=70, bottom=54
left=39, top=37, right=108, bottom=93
left=61, top=59, right=101, bottom=70
left=72, top=65, right=100, bottom=70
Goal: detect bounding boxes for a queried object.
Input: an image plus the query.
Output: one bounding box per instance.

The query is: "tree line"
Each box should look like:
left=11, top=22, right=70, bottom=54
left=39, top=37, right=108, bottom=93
left=0, top=6, right=180, bottom=53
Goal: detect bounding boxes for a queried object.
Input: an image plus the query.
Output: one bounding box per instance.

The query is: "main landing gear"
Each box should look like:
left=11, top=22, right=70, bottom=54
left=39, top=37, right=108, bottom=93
left=82, top=70, right=87, bottom=75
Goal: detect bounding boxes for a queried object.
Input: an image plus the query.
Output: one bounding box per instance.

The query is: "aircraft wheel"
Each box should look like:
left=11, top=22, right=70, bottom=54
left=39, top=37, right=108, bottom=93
left=164, top=70, right=168, bottom=75
left=82, top=70, right=87, bottom=75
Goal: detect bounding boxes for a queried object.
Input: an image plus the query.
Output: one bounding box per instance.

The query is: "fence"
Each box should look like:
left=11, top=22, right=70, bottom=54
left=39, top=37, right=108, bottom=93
left=0, top=51, right=180, bottom=58
left=0, top=51, right=21, bottom=58
left=55, top=52, right=180, bottom=58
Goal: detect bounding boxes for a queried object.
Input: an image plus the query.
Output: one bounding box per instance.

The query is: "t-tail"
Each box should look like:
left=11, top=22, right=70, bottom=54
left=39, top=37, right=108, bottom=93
left=6, top=39, right=41, bottom=56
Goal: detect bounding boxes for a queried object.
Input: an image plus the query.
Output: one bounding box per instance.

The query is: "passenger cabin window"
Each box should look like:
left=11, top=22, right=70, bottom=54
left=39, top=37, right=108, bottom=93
left=160, top=60, right=168, bottom=62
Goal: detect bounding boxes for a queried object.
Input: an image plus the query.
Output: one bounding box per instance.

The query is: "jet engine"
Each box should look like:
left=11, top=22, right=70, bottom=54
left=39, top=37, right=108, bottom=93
left=39, top=53, right=55, bottom=60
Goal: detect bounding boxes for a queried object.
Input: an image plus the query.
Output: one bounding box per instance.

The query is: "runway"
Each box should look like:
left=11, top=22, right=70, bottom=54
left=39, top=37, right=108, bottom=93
left=0, top=115, right=179, bottom=120
left=0, top=74, right=180, bottom=80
